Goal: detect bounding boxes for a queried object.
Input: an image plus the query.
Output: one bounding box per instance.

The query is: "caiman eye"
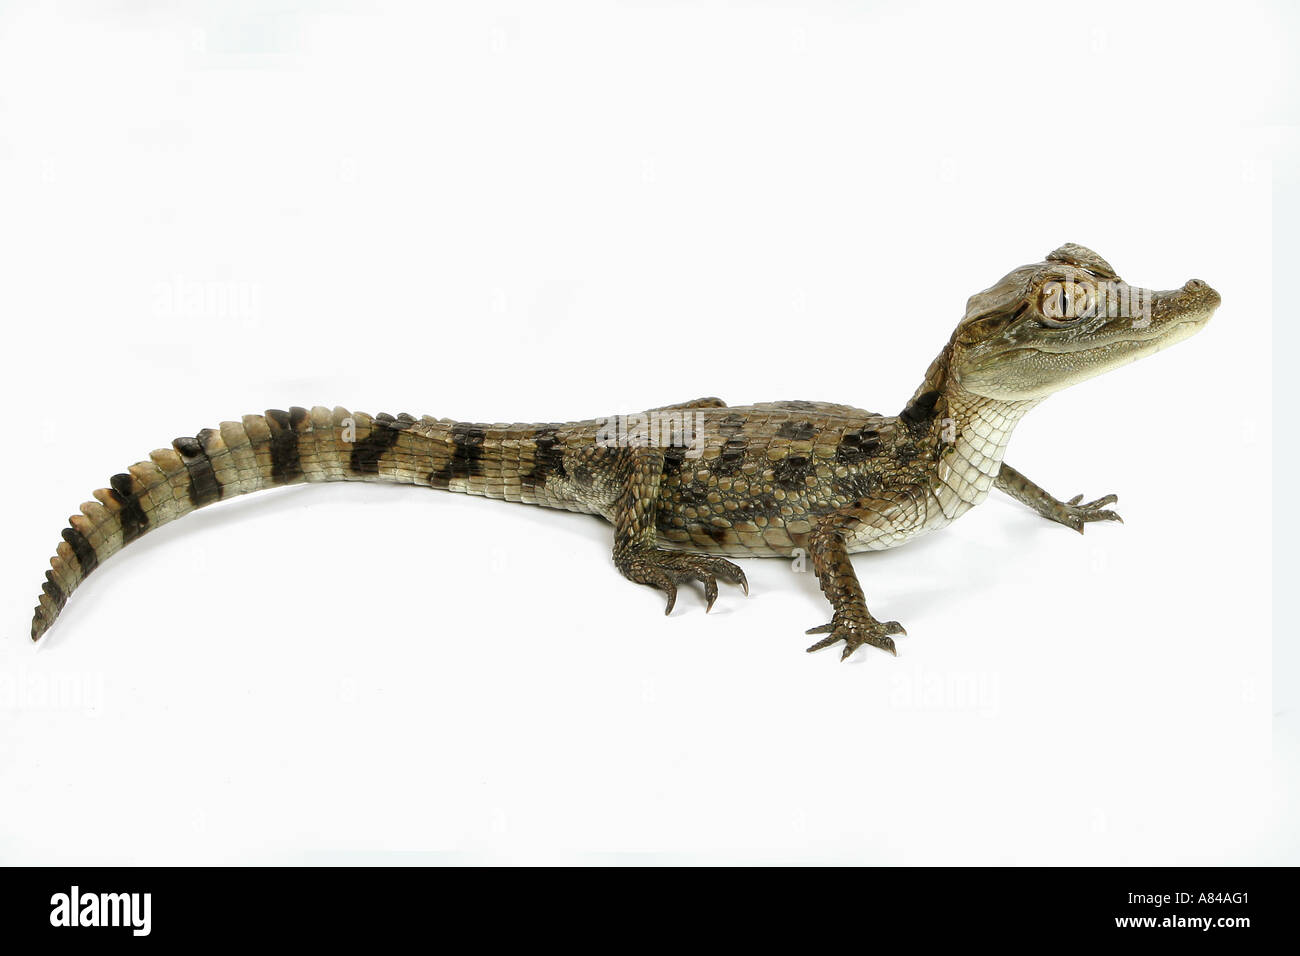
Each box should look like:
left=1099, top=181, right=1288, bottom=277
left=1039, top=280, right=1088, bottom=327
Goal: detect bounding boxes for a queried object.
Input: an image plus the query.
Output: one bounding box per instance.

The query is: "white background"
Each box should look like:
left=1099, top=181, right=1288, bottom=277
left=0, top=1, right=1290, bottom=864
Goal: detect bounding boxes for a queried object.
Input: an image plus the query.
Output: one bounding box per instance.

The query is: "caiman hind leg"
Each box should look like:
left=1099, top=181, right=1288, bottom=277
left=804, top=490, right=926, bottom=660
left=995, top=463, right=1122, bottom=533
left=608, top=446, right=747, bottom=614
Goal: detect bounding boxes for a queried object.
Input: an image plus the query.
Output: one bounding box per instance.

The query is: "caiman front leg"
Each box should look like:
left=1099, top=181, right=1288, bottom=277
left=804, top=491, right=923, bottom=660
left=995, top=463, right=1123, bottom=533
left=610, top=446, right=747, bottom=614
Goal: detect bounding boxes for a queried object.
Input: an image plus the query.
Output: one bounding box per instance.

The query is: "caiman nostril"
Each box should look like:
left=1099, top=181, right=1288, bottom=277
left=1184, top=279, right=1207, bottom=291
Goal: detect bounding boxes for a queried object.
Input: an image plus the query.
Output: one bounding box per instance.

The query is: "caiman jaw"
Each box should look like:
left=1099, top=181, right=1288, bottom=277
left=949, top=245, right=1221, bottom=402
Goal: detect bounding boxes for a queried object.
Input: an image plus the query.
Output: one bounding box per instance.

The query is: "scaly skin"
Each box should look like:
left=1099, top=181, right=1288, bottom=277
left=29, top=244, right=1221, bottom=659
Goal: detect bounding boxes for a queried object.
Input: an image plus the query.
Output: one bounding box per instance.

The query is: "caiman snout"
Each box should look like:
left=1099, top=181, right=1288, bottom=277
left=1181, top=278, right=1221, bottom=307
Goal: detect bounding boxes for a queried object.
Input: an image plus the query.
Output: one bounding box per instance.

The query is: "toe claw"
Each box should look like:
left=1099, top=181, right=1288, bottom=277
left=663, top=585, right=677, bottom=615
left=806, top=634, right=838, bottom=652
left=702, top=574, right=719, bottom=612
left=805, top=622, right=835, bottom=635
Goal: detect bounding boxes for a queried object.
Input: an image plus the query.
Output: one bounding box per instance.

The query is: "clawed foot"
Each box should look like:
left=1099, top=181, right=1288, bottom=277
left=805, top=611, right=906, bottom=661
left=620, top=549, right=749, bottom=614
left=1056, top=493, right=1123, bottom=533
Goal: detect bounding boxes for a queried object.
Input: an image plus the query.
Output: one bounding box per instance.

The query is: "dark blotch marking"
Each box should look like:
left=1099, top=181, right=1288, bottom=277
left=351, top=411, right=416, bottom=475
left=42, top=571, right=67, bottom=610
left=710, top=436, right=748, bottom=477
left=107, top=472, right=150, bottom=543
left=522, top=428, right=567, bottom=491
left=572, top=463, right=594, bottom=487
left=671, top=482, right=714, bottom=512
left=174, top=432, right=225, bottom=508
left=265, top=409, right=303, bottom=484
left=835, top=428, right=883, bottom=464
left=900, top=389, right=942, bottom=433
left=716, top=414, right=746, bottom=435
left=772, top=455, right=813, bottom=490
left=776, top=420, right=817, bottom=441
left=661, top=447, right=687, bottom=476
left=657, top=486, right=782, bottom=535
left=707, top=524, right=731, bottom=544
left=431, top=423, right=486, bottom=485
left=62, top=527, right=98, bottom=576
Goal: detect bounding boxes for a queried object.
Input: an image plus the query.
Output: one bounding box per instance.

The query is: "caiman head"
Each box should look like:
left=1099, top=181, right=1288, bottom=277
left=946, top=243, right=1220, bottom=402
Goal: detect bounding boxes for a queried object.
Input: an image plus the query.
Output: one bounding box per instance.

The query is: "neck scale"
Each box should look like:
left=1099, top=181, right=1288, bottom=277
left=930, top=386, right=1039, bottom=521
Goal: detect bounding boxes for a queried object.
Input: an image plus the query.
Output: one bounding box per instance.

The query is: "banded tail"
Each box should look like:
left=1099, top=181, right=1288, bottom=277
left=30, top=405, right=578, bottom=641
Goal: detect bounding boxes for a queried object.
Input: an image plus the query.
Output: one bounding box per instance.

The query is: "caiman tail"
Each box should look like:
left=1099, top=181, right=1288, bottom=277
left=30, top=405, right=577, bottom=641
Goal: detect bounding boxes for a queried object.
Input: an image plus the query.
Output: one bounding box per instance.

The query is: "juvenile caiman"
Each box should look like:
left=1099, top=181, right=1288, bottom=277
left=29, top=244, right=1220, bottom=659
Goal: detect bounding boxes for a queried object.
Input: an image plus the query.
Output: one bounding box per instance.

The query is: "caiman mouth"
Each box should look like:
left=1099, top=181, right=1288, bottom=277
left=1018, top=317, right=1207, bottom=355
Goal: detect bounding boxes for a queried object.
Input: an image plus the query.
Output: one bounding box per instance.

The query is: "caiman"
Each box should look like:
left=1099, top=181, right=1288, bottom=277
left=28, top=244, right=1220, bottom=659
